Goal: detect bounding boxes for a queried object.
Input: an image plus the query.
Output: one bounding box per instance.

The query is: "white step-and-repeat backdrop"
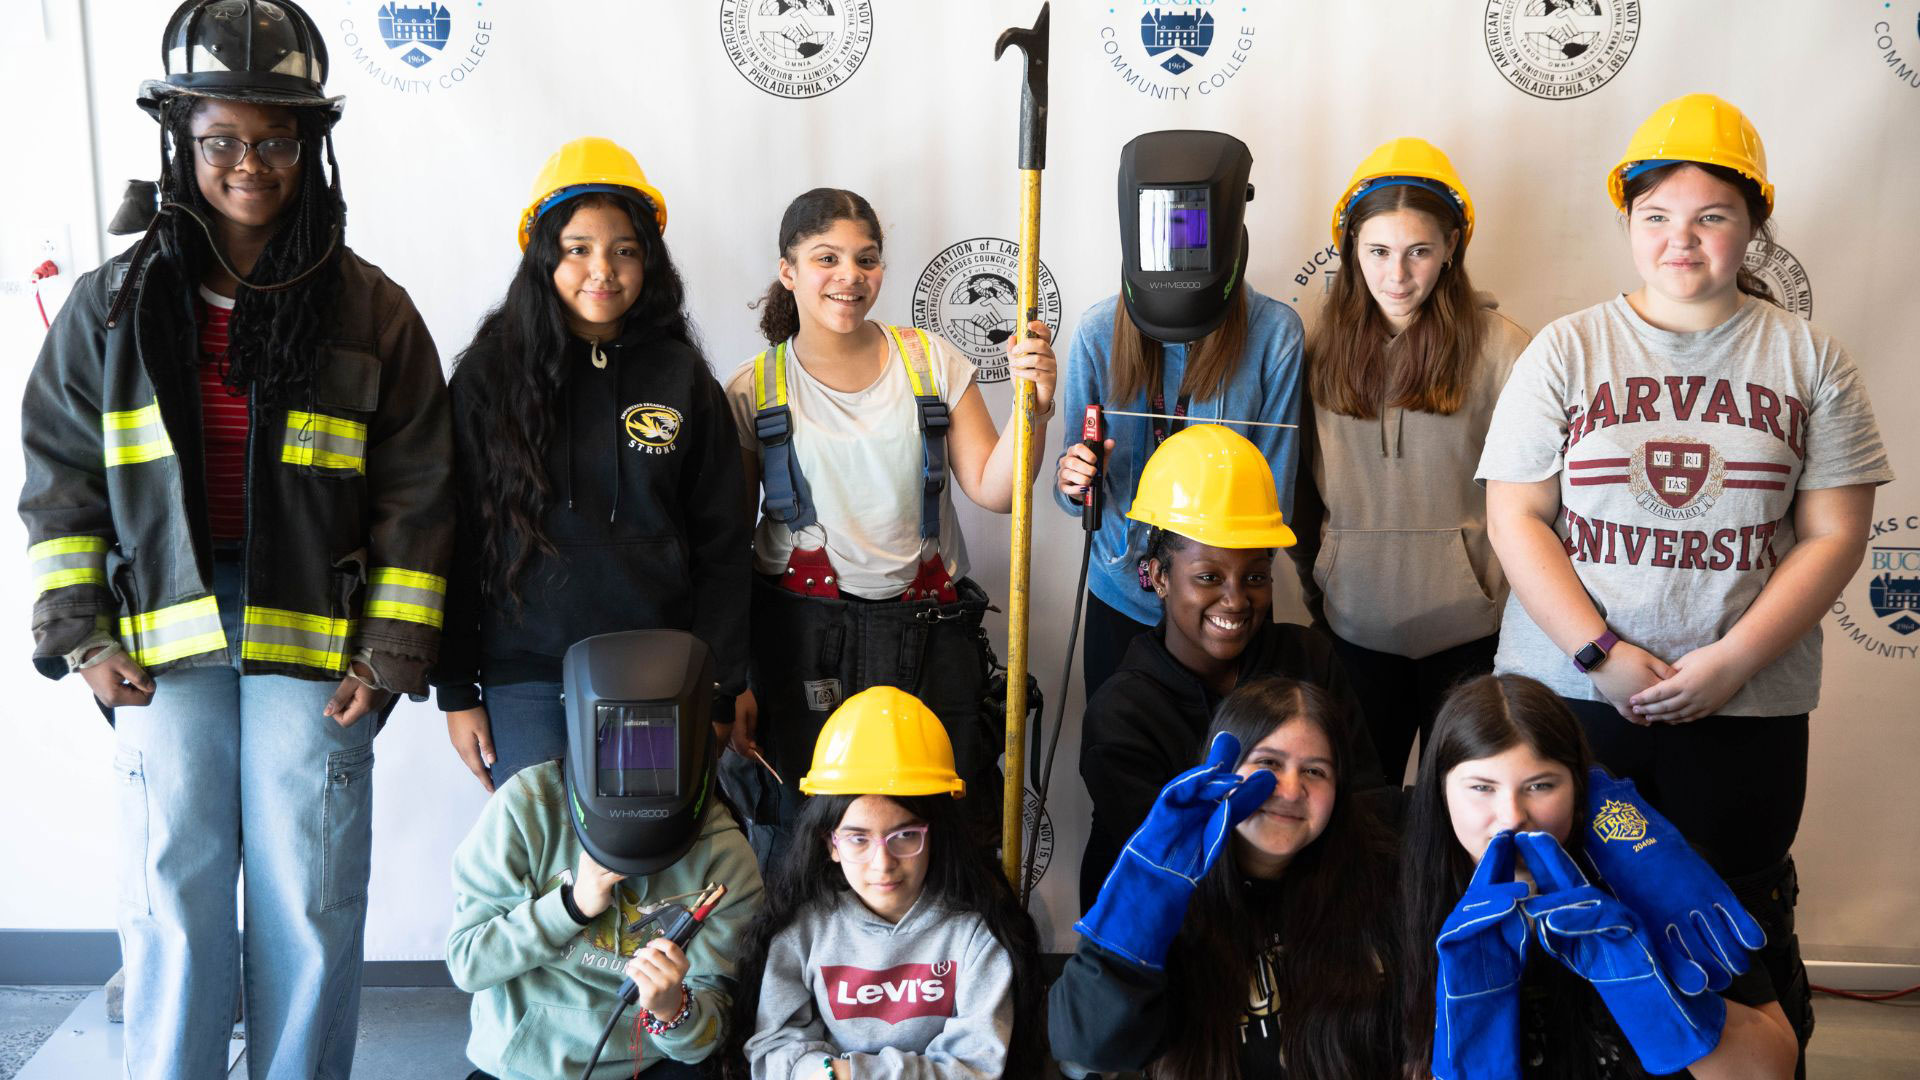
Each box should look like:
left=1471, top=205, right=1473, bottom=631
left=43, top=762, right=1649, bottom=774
left=2, top=0, right=1916, bottom=967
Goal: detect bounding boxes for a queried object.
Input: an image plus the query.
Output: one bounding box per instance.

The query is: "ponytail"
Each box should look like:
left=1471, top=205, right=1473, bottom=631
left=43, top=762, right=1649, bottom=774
left=757, top=279, right=800, bottom=343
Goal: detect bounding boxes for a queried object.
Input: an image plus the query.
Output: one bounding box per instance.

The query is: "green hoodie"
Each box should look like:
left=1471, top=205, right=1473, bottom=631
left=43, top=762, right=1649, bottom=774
left=448, top=760, right=764, bottom=1078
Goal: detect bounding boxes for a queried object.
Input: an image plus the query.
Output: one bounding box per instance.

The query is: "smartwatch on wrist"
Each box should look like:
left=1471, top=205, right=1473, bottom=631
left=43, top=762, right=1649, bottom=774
left=1572, top=630, right=1619, bottom=674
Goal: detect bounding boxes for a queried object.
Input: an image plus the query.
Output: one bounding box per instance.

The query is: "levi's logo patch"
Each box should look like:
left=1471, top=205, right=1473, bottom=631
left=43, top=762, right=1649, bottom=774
left=820, top=961, right=956, bottom=1024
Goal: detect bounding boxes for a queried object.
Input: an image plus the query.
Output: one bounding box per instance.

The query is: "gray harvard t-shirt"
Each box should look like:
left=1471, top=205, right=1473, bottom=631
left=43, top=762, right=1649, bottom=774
left=1476, top=295, right=1893, bottom=715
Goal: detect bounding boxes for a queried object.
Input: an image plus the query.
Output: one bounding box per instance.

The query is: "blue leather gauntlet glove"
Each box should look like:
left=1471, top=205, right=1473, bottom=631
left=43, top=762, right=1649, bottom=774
left=1075, top=732, right=1275, bottom=970
left=1584, top=768, right=1766, bottom=993
left=1516, top=831, right=1725, bottom=1075
left=1432, top=831, right=1530, bottom=1080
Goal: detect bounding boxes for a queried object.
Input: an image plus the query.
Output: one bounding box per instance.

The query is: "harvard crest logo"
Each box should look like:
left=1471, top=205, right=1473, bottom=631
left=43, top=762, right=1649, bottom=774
left=622, top=404, right=682, bottom=454
left=1629, top=440, right=1724, bottom=520
left=1591, top=798, right=1650, bottom=846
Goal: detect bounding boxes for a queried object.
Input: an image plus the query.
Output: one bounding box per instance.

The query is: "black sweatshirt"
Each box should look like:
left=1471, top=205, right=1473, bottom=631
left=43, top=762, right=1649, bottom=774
left=1076, top=620, right=1383, bottom=910
left=433, top=329, right=750, bottom=709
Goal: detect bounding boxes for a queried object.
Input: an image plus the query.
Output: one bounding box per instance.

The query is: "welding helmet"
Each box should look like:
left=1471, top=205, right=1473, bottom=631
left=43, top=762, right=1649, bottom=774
left=562, top=630, right=718, bottom=876
left=1117, top=130, right=1255, bottom=344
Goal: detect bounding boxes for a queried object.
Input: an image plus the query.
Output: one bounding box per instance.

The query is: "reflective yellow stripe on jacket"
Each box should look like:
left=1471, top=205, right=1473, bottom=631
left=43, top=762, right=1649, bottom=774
left=103, top=400, right=175, bottom=467
left=119, top=596, right=227, bottom=667
left=29, top=535, right=109, bottom=594
left=241, top=606, right=354, bottom=672
left=365, top=567, right=447, bottom=629
left=282, top=411, right=368, bottom=473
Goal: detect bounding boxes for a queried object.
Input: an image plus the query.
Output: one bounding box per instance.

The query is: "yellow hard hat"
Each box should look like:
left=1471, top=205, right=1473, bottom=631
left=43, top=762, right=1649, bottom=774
left=1331, top=137, right=1475, bottom=249
left=1127, top=424, right=1296, bottom=550
left=517, top=136, right=669, bottom=250
left=1607, top=93, right=1771, bottom=214
left=799, top=687, right=964, bottom=798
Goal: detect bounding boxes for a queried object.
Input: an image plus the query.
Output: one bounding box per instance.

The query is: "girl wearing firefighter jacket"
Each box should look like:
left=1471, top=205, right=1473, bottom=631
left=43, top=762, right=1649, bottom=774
left=17, top=3, right=451, bottom=1078
left=433, top=138, right=749, bottom=791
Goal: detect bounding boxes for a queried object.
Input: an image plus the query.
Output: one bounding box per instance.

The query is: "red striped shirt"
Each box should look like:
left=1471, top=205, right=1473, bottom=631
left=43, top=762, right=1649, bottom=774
left=198, top=293, right=249, bottom=541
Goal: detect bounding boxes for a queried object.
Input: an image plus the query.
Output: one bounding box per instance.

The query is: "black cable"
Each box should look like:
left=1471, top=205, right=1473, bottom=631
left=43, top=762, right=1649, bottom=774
left=1021, top=526, right=1094, bottom=909
left=579, top=997, right=629, bottom=1080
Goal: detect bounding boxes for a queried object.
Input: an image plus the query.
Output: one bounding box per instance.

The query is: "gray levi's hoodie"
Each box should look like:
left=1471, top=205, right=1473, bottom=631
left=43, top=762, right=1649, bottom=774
left=745, top=891, right=1015, bottom=1079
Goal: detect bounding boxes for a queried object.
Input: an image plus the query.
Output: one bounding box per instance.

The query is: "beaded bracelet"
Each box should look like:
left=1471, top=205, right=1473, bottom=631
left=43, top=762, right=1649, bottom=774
left=821, top=1054, right=835, bottom=1077
left=638, top=982, right=693, bottom=1035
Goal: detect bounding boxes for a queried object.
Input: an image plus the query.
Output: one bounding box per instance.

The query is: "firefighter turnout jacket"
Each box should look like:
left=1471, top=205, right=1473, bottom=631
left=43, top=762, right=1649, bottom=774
left=20, top=243, right=453, bottom=694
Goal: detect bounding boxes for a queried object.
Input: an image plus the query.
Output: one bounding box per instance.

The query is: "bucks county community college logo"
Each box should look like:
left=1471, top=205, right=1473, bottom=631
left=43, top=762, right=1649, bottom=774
left=1744, top=240, right=1813, bottom=320
left=910, top=238, right=1062, bottom=385
left=621, top=403, right=682, bottom=454
left=1830, top=511, right=1920, bottom=660
left=719, top=0, right=873, bottom=99
left=1484, top=0, right=1640, bottom=100
left=337, top=1, right=492, bottom=94
left=1871, top=15, right=1920, bottom=90
left=1098, top=3, right=1260, bottom=101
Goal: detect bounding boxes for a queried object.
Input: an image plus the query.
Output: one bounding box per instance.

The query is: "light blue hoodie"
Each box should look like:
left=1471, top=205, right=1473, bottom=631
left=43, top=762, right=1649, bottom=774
left=1050, top=287, right=1308, bottom=626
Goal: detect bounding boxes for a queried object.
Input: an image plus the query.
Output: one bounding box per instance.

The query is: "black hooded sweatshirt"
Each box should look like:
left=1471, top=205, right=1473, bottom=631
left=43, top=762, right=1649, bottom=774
left=433, top=327, right=749, bottom=709
left=1076, top=620, right=1383, bottom=909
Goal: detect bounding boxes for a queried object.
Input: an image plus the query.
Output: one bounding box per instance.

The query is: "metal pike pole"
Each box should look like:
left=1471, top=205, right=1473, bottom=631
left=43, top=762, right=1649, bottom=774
left=993, top=3, right=1048, bottom=888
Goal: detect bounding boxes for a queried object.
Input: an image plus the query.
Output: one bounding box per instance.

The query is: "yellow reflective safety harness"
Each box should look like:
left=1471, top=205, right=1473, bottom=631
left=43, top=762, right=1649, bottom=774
left=750, top=325, right=957, bottom=603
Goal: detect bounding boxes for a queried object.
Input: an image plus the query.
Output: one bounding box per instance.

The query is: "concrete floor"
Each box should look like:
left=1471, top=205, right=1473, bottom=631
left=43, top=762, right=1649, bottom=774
left=4, top=984, right=1916, bottom=1078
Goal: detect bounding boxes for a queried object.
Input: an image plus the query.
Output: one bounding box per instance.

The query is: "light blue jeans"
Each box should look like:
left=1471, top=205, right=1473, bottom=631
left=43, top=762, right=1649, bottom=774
left=113, top=562, right=375, bottom=1079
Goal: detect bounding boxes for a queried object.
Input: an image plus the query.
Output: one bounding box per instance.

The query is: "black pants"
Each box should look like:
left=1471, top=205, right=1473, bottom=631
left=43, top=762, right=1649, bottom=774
left=1561, top=697, right=1815, bottom=1068
left=1081, top=589, right=1154, bottom=703
left=725, top=575, right=1000, bottom=868
left=1331, top=632, right=1498, bottom=785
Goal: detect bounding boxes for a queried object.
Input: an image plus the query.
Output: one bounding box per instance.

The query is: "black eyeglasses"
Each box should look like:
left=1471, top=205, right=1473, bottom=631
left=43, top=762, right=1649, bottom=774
left=192, top=135, right=302, bottom=170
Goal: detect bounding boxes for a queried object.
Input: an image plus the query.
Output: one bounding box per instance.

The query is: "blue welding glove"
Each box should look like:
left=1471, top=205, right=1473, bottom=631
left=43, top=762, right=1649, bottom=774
left=1432, top=830, right=1530, bottom=1080
left=1516, top=831, right=1725, bottom=1075
left=1075, top=731, right=1275, bottom=970
left=1584, top=768, right=1766, bottom=994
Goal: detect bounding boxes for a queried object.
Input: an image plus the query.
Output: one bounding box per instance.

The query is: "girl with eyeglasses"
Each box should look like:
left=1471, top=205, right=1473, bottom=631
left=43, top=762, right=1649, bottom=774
left=725, top=687, right=1043, bottom=1079
left=18, top=3, right=451, bottom=1076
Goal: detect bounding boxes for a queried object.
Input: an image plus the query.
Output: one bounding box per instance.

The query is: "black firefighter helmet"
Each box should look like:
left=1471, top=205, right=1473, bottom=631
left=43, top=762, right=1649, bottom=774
left=138, top=0, right=343, bottom=121
left=562, top=630, right=719, bottom=877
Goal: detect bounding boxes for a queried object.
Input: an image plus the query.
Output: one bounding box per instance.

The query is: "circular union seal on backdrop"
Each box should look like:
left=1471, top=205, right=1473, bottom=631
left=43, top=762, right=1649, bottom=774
left=1744, top=240, right=1814, bottom=320
left=1484, top=0, right=1640, bottom=100
left=910, top=238, right=1062, bottom=385
left=1021, top=788, right=1055, bottom=894
left=718, top=0, right=873, bottom=100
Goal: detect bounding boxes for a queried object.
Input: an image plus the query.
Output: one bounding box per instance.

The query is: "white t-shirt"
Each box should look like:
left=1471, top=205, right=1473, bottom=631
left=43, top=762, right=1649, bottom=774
left=727, top=327, right=978, bottom=599
left=1476, top=295, right=1893, bottom=715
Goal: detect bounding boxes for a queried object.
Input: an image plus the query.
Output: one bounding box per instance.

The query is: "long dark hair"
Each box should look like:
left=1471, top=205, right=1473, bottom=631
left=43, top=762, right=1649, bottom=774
left=754, top=188, right=885, bottom=344
left=453, top=189, right=696, bottom=608
left=1400, top=674, right=1596, bottom=1077
left=723, top=792, right=1044, bottom=1078
left=1619, top=161, right=1782, bottom=307
left=1309, top=182, right=1485, bottom=419
left=1106, top=283, right=1250, bottom=405
left=154, top=95, right=343, bottom=409
left=1154, top=677, right=1402, bottom=1080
